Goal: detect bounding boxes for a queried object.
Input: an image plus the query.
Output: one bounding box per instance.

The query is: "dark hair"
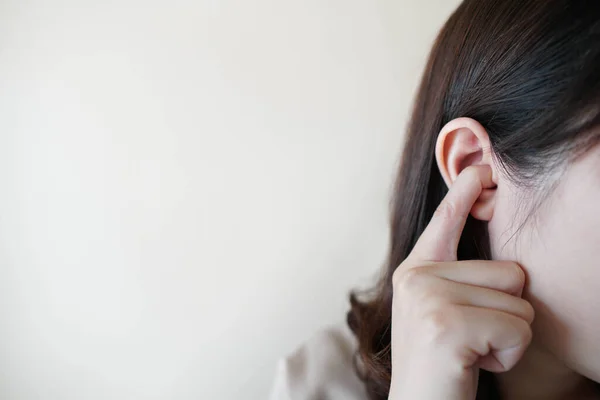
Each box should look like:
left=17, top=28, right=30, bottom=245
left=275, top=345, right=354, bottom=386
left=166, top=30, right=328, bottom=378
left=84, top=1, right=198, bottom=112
left=347, top=1, right=600, bottom=399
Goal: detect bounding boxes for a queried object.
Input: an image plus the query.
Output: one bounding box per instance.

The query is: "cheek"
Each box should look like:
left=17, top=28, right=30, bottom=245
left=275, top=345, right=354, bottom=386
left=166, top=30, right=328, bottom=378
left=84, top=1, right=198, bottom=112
left=520, top=200, right=600, bottom=380
left=488, top=168, right=600, bottom=380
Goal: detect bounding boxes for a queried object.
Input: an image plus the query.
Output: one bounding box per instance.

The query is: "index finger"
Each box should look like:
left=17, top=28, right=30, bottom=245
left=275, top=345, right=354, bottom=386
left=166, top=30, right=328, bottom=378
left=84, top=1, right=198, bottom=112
left=410, top=165, right=494, bottom=262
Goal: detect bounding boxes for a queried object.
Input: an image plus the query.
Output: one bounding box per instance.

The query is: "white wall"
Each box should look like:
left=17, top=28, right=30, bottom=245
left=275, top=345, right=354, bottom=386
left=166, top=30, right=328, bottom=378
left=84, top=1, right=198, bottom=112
left=0, top=1, right=460, bottom=399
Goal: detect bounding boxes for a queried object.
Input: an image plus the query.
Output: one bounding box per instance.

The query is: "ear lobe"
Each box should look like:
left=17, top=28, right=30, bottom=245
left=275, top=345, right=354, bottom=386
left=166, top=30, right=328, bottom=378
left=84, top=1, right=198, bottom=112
left=435, top=117, right=498, bottom=221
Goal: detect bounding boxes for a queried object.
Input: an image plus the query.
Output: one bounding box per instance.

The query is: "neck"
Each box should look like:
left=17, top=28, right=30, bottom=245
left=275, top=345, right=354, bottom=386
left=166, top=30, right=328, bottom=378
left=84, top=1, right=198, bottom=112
left=495, top=341, right=598, bottom=400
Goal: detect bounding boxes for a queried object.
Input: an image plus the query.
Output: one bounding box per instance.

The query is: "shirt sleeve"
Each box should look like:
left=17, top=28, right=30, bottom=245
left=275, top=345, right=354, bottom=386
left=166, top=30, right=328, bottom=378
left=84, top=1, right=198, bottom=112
left=268, top=358, right=294, bottom=400
left=267, top=323, right=369, bottom=400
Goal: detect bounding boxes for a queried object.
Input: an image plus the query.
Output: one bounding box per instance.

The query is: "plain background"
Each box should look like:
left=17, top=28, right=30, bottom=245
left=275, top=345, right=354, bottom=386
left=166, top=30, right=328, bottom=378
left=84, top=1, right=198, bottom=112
left=0, top=0, right=461, bottom=399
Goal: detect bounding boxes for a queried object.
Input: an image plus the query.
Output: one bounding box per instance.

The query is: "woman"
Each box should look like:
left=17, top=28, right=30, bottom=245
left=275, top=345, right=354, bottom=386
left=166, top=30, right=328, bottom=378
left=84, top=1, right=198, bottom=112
left=270, top=0, right=600, bottom=399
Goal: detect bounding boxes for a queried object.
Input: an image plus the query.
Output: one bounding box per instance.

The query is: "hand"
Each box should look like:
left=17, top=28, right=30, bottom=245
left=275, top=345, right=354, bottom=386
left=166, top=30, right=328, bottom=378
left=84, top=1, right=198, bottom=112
left=387, top=165, right=534, bottom=400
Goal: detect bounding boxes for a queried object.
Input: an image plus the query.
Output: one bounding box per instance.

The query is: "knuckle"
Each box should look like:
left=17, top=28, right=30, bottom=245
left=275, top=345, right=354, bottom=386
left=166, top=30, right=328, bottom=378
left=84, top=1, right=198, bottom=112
left=520, top=300, right=536, bottom=324
left=423, top=305, right=461, bottom=341
left=391, top=265, right=405, bottom=287
left=516, top=318, right=533, bottom=345
left=505, top=262, right=526, bottom=287
left=421, top=292, right=447, bottom=313
left=393, top=266, right=430, bottom=294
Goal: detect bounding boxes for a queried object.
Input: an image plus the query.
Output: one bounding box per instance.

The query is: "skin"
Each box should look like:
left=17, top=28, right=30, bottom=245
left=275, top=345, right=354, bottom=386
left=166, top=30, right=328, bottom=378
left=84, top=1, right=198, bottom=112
left=490, top=129, right=600, bottom=399
left=388, top=118, right=600, bottom=400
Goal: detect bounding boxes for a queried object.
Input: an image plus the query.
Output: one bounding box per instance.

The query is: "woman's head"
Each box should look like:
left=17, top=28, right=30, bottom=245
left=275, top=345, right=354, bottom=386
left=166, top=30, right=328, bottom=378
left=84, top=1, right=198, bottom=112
left=348, top=0, right=600, bottom=398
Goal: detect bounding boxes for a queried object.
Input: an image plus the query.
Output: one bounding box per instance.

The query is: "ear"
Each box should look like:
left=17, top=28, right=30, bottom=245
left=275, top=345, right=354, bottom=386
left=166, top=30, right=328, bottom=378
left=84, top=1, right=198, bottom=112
left=435, top=117, right=498, bottom=221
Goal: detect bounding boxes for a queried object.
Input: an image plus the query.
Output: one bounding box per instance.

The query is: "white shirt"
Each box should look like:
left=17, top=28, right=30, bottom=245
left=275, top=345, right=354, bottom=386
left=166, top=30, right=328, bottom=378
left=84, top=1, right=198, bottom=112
left=269, top=323, right=369, bottom=400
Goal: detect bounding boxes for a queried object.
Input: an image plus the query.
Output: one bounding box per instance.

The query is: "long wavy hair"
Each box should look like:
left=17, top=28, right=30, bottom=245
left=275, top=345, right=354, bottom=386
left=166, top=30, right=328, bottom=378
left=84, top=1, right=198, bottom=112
left=347, top=1, right=600, bottom=399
